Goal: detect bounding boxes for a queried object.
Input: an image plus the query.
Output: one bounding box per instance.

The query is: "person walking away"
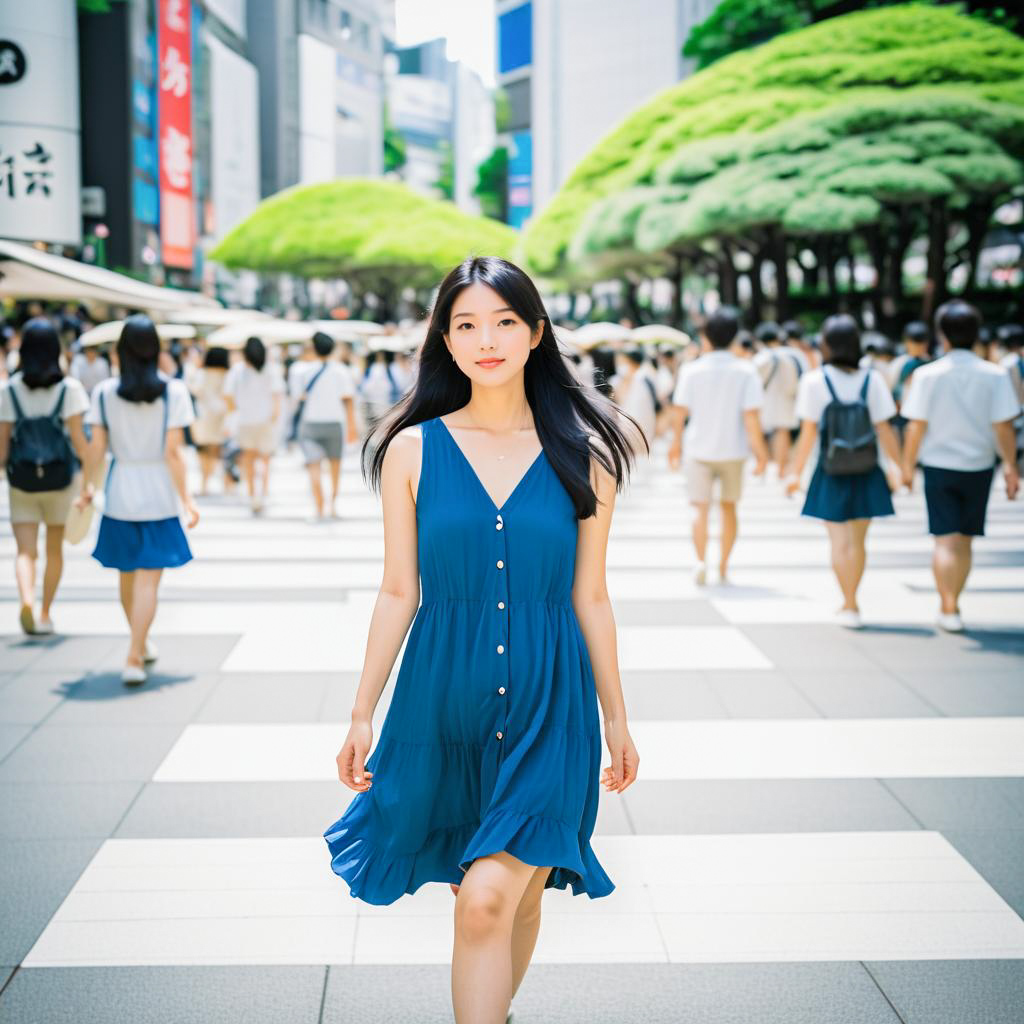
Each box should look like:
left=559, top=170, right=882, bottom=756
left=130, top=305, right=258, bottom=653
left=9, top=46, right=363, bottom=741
left=223, top=336, right=283, bottom=515
left=75, top=315, right=200, bottom=685
left=0, top=318, right=89, bottom=635
left=70, top=342, right=111, bottom=397
left=785, top=314, right=903, bottom=628
left=611, top=348, right=659, bottom=475
left=889, top=321, right=932, bottom=445
left=668, top=306, right=768, bottom=585
left=185, top=345, right=231, bottom=496
left=899, top=301, right=1020, bottom=632
left=290, top=331, right=360, bottom=521
left=995, top=323, right=1024, bottom=470
left=754, top=320, right=809, bottom=477
left=359, top=348, right=404, bottom=432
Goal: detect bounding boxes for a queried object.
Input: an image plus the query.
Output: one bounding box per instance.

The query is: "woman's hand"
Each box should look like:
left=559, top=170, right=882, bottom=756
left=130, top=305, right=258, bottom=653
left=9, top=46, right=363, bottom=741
left=74, top=482, right=95, bottom=512
left=183, top=497, right=200, bottom=529
left=783, top=474, right=802, bottom=497
left=602, top=719, right=638, bottom=793
left=336, top=718, right=375, bottom=792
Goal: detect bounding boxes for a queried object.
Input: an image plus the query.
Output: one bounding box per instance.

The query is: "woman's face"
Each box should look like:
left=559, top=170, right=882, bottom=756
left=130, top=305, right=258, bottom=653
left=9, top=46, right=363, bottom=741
left=444, top=282, right=542, bottom=385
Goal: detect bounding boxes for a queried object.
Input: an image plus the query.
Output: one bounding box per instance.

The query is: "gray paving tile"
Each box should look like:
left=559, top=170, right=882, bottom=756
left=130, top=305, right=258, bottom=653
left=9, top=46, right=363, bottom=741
left=881, top=779, right=1024, bottom=830
left=942, top=829, right=1024, bottom=918
left=324, top=961, right=900, bottom=1023
left=618, top=671, right=730, bottom=719
left=613, top=599, right=729, bottom=626
left=21, top=636, right=122, bottom=674
left=0, top=724, right=184, bottom=783
left=894, top=670, right=1024, bottom=716
left=859, top=628, right=1024, bottom=673
left=786, top=669, right=940, bottom=718
left=709, top=672, right=821, bottom=718
left=0, top=725, right=31, bottom=761
left=197, top=673, right=332, bottom=723
left=43, top=672, right=217, bottom=725
left=0, top=965, right=326, bottom=1024
left=0, top=671, right=77, bottom=726
left=0, top=782, right=140, bottom=839
left=0, top=966, right=13, bottom=990
left=0, top=638, right=46, bottom=673
left=738, top=626, right=878, bottom=669
left=624, top=780, right=920, bottom=834
left=318, top=672, right=387, bottom=722
left=0, top=838, right=102, bottom=964
left=865, top=960, right=1024, bottom=1024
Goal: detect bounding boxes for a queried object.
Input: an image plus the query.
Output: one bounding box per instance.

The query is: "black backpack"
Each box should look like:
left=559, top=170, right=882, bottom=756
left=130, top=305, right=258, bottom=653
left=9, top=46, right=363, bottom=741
left=820, top=369, right=878, bottom=476
left=5, top=382, right=75, bottom=492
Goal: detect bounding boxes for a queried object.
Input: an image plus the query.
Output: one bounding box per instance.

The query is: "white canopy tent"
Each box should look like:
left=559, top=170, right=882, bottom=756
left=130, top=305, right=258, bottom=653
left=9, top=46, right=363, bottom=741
left=0, top=239, right=218, bottom=313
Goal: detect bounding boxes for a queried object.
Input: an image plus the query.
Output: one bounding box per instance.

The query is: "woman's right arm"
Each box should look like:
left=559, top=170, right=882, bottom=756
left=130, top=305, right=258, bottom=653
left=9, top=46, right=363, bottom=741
left=336, top=429, right=422, bottom=792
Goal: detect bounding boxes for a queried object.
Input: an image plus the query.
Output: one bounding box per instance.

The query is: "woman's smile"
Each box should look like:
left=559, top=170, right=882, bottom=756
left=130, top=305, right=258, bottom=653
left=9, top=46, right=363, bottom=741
left=476, top=358, right=505, bottom=369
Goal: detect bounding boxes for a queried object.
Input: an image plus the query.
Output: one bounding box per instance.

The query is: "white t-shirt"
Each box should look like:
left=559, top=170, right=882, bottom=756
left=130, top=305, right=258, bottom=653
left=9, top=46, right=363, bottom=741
left=69, top=352, right=112, bottom=396
left=0, top=373, right=90, bottom=424
left=672, top=350, right=764, bottom=461
left=289, top=360, right=356, bottom=424
left=901, top=349, right=1020, bottom=471
left=224, top=362, right=284, bottom=426
left=86, top=375, right=195, bottom=521
left=795, top=365, right=896, bottom=425
left=754, top=345, right=809, bottom=430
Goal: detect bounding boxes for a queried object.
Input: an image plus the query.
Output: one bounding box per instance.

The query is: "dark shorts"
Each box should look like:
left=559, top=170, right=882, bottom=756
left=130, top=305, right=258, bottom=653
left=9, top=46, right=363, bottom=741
left=922, top=465, right=995, bottom=537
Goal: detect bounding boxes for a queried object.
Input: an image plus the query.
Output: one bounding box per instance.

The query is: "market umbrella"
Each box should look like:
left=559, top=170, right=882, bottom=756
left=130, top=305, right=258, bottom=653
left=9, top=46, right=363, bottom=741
left=79, top=321, right=197, bottom=348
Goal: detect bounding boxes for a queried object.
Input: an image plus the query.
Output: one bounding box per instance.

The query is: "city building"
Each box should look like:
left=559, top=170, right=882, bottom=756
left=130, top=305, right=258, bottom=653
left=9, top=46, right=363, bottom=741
left=494, top=0, right=720, bottom=227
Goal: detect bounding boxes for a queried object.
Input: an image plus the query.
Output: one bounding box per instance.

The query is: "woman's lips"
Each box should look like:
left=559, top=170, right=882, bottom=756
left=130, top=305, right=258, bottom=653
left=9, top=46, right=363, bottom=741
left=476, top=359, right=504, bottom=368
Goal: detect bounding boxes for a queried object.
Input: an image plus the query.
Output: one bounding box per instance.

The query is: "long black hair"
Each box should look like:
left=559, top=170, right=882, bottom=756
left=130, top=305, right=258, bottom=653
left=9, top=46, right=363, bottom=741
left=821, top=314, right=862, bottom=371
left=244, top=336, right=267, bottom=371
left=365, top=256, right=644, bottom=519
left=18, top=317, right=65, bottom=389
left=117, top=313, right=167, bottom=403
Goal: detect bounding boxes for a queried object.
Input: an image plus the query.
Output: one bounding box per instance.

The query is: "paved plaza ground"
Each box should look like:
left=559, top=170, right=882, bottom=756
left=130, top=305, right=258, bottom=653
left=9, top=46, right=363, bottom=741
left=1, top=434, right=1023, bottom=1023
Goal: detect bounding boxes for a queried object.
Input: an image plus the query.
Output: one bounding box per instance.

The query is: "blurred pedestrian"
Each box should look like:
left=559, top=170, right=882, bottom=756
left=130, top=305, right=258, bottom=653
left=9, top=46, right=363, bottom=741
left=223, top=336, right=284, bottom=515
left=290, top=331, right=359, bottom=521
left=0, top=318, right=89, bottom=635
left=995, top=323, right=1024, bottom=469
left=786, top=314, right=903, bottom=627
left=754, top=320, right=808, bottom=477
left=75, top=314, right=199, bottom=686
left=611, top=348, right=659, bottom=460
left=359, top=348, right=404, bottom=431
left=889, top=321, right=932, bottom=444
left=186, top=345, right=231, bottom=495
left=668, top=306, right=768, bottom=585
left=900, top=301, right=1020, bottom=632
left=69, top=342, right=111, bottom=397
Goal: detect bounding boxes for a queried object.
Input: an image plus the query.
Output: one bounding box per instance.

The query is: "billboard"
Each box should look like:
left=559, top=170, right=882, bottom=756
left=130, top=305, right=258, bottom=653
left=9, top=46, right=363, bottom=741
left=157, top=0, right=195, bottom=268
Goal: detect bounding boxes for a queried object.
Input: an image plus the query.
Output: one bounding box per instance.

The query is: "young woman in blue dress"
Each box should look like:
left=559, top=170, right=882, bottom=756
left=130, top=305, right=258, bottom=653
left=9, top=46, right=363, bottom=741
left=785, top=314, right=903, bottom=628
left=330, top=257, right=642, bottom=1024
left=75, top=315, right=200, bottom=685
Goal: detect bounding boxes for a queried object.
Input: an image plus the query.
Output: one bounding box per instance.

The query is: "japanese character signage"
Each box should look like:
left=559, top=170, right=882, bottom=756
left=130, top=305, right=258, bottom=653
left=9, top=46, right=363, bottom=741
left=157, top=0, right=194, bottom=269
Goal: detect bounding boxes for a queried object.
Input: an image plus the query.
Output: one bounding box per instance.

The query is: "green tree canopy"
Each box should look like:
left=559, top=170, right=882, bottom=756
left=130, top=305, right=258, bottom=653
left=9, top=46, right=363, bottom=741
left=523, top=4, right=1024, bottom=277
left=209, top=179, right=519, bottom=291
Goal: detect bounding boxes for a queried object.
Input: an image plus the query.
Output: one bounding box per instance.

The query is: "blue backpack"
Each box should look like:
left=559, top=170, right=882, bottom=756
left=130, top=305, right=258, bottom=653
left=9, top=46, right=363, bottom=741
left=5, top=382, right=75, bottom=492
left=821, top=369, right=878, bottom=476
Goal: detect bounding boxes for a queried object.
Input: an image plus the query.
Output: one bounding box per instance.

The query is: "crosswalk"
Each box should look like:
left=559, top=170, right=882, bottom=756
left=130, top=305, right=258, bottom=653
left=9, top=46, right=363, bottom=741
left=3, top=431, right=1024, bottom=993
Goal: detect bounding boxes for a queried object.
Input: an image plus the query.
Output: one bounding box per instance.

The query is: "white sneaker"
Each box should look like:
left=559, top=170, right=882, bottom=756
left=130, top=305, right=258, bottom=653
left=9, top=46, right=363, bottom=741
left=122, top=663, right=147, bottom=686
left=34, top=617, right=55, bottom=635
left=835, top=608, right=862, bottom=629
left=693, top=562, right=707, bottom=586
left=143, top=639, right=159, bottom=664
left=937, top=611, right=964, bottom=633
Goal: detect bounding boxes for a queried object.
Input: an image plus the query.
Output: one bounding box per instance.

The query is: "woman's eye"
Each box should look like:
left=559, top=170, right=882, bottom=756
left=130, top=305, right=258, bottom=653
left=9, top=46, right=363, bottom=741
left=499, top=319, right=516, bottom=327
left=456, top=322, right=474, bottom=330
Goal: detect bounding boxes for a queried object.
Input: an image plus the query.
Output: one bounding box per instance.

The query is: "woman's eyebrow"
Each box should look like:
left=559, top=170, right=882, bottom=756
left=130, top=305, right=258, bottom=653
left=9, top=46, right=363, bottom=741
left=453, top=308, right=515, bottom=321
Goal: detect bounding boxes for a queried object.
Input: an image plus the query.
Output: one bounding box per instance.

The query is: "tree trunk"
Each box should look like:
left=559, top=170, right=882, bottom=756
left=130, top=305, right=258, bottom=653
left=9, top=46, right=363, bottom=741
left=770, top=227, right=790, bottom=321
left=670, top=252, right=685, bottom=329
left=920, top=199, right=948, bottom=323
left=718, top=242, right=738, bottom=306
left=961, top=200, right=993, bottom=297
left=862, top=223, right=887, bottom=328
left=748, top=247, right=764, bottom=322
left=621, top=278, right=643, bottom=325
left=823, top=237, right=838, bottom=306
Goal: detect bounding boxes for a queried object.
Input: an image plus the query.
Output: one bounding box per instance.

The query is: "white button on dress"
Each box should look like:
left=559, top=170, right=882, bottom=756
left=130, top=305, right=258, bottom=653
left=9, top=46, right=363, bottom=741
left=496, top=732, right=503, bottom=740
left=496, top=644, right=504, bottom=654
left=496, top=559, right=504, bottom=569
left=498, top=601, right=505, bottom=609
left=498, top=686, right=505, bottom=695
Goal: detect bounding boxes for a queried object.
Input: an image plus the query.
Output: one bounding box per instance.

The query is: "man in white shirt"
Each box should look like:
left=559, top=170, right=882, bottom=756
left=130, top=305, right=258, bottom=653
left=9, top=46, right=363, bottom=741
left=901, top=301, right=1021, bottom=632
left=289, top=332, right=360, bottom=521
left=996, top=323, right=1024, bottom=467
left=753, top=321, right=809, bottom=477
left=668, top=306, right=768, bottom=585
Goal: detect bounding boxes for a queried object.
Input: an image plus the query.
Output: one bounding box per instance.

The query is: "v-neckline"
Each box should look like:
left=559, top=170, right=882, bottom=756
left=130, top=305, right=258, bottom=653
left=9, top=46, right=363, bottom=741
left=436, top=416, right=546, bottom=514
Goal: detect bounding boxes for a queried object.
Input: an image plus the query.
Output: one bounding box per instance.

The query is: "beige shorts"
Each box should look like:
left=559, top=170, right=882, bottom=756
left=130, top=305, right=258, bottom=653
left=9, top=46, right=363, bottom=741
left=237, top=421, right=277, bottom=455
left=685, top=458, right=745, bottom=504
left=9, top=481, right=76, bottom=526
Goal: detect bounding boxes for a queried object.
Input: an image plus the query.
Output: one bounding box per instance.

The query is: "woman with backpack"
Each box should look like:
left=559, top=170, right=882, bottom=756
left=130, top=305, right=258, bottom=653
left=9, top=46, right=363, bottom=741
left=75, top=314, right=200, bottom=685
left=785, top=314, right=903, bottom=628
left=0, top=318, right=90, bottom=635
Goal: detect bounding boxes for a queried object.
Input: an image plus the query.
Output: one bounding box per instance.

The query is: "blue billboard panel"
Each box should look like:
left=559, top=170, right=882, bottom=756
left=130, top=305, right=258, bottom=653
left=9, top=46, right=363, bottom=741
left=507, top=131, right=532, bottom=229
left=498, top=3, right=532, bottom=74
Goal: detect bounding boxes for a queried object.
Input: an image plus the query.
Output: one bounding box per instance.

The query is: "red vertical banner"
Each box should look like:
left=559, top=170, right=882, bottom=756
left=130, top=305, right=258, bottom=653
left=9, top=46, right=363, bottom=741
left=157, top=0, right=194, bottom=269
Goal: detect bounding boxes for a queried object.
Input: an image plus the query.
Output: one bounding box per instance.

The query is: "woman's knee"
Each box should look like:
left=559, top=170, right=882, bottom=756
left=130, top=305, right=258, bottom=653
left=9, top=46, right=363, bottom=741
left=455, top=884, right=513, bottom=942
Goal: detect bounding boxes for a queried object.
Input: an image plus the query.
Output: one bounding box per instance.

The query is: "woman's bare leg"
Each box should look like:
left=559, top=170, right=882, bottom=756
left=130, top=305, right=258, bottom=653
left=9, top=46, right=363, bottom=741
left=126, top=568, right=162, bottom=667
left=40, top=524, right=66, bottom=620
left=824, top=518, right=870, bottom=610
left=451, top=851, right=540, bottom=1024
left=13, top=523, right=39, bottom=613
left=509, top=865, right=551, bottom=999
left=118, top=571, right=134, bottom=623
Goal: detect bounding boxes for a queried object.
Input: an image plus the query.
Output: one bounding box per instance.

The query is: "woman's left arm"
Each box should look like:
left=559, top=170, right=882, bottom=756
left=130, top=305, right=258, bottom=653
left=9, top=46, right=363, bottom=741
left=165, top=426, right=200, bottom=528
left=571, top=446, right=639, bottom=794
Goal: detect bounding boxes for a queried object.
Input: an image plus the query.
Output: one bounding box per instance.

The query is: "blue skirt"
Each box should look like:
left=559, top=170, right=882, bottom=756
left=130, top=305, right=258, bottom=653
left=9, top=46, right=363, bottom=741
left=802, top=462, right=894, bottom=522
left=92, top=514, right=193, bottom=571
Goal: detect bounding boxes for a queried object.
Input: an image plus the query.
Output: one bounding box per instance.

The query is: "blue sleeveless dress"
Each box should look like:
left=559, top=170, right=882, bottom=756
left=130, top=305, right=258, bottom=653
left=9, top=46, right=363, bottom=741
left=323, top=415, right=615, bottom=905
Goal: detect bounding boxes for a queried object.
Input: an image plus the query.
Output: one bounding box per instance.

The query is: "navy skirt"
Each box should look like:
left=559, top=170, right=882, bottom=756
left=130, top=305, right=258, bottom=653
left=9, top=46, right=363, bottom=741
left=92, top=514, right=193, bottom=571
left=802, top=461, right=894, bottom=523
